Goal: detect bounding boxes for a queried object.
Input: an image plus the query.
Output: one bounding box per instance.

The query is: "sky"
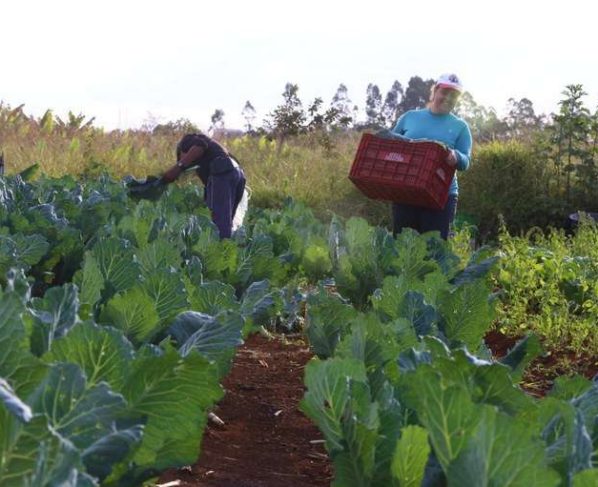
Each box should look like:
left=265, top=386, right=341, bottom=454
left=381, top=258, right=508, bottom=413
left=1, top=0, right=597, bottom=132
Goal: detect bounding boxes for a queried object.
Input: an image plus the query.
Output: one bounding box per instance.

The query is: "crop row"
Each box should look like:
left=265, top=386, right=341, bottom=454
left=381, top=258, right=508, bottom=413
left=1, top=171, right=598, bottom=485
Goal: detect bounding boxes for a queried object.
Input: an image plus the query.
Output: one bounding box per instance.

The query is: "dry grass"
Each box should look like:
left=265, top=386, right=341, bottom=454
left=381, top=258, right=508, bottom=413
left=0, top=105, right=390, bottom=225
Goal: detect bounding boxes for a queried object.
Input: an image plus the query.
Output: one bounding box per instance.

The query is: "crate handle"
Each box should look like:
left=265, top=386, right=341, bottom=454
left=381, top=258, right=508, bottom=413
left=382, top=151, right=408, bottom=163
left=436, top=167, right=447, bottom=182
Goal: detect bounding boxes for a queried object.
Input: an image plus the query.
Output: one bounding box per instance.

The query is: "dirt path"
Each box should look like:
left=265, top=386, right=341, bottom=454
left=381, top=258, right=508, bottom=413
left=159, top=334, right=332, bottom=487
left=157, top=329, right=598, bottom=486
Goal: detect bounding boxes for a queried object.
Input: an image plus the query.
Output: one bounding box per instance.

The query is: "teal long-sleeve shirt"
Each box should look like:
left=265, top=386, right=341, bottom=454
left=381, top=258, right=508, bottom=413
left=391, top=108, right=472, bottom=196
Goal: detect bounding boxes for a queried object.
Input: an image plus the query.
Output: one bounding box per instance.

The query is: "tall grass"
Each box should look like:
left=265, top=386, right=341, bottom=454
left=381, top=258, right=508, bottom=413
left=0, top=116, right=174, bottom=178
left=3, top=102, right=596, bottom=237
left=225, top=132, right=389, bottom=224
left=0, top=105, right=390, bottom=224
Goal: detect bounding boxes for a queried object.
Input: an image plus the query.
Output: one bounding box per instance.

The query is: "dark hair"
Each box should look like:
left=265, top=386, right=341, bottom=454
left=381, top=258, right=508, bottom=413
left=176, top=133, right=208, bottom=160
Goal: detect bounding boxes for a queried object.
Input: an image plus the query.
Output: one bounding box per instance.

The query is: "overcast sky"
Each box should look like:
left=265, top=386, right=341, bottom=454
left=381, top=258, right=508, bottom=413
left=1, top=0, right=596, bottom=131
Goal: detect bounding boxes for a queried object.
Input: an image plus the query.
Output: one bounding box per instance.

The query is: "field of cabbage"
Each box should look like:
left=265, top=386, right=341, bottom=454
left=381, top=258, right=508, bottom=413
left=1, top=170, right=598, bottom=486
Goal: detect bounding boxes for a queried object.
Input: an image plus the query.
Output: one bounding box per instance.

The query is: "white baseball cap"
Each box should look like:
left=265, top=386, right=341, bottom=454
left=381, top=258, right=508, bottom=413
left=436, top=73, right=463, bottom=92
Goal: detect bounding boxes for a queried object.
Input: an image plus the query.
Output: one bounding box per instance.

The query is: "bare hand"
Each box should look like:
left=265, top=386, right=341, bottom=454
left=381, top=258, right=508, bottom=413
left=162, top=166, right=182, bottom=183
left=446, top=149, right=458, bottom=167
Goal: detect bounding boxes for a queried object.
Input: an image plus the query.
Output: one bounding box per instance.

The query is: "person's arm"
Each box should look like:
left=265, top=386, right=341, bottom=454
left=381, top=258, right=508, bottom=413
left=452, top=123, right=473, bottom=171
left=162, top=145, right=205, bottom=183
left=391, top=113, right=408, bottom=136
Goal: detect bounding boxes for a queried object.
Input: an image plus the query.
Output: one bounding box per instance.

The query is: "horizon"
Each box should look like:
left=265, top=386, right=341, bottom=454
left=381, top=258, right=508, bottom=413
left=1, top=79, right=592, bottom=133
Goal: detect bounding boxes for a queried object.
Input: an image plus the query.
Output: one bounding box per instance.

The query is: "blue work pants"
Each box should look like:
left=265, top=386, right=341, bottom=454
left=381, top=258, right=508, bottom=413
left=205, top=167, right=246, bottom=239
left=392, top=195, right=458, bottom=240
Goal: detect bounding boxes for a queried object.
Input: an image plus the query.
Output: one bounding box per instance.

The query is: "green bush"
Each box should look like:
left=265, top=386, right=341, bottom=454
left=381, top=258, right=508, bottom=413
left=459, top=140, right=566, bottom=238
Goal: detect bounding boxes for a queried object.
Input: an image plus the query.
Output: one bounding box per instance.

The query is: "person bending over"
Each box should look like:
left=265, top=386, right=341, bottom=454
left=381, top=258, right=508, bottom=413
left=163, top=133, right=246, bottom=239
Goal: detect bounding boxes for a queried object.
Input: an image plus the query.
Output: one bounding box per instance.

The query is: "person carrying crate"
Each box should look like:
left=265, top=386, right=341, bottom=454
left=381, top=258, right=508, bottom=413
left=390, top=73, right=472, bottom=240
left=162, top=133, right=247, bottom=239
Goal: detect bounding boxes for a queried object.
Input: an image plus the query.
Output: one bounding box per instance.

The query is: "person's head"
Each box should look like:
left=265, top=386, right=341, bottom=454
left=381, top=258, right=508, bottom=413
left=429, top=73, right=463, bottom=114
left=176, top=133, right=207, bottom=162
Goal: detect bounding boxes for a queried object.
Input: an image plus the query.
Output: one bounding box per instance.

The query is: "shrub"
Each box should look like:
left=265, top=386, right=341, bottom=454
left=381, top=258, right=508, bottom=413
left=459, top=140, right=565, bottom=238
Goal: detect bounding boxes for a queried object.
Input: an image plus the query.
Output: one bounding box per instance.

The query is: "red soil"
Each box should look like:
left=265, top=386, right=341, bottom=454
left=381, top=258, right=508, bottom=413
left=484, top=330, right=598, bottom=397
left=158, top=329, right=598, bottom=487
left=159, top=334, right=333, bottom=487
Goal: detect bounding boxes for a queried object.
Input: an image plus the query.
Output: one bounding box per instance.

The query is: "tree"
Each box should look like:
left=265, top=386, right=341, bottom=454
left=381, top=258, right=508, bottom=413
left=330, top=84, right=353, bottom=128
left=307, top=97, right=326, bottom=130
left=55, top=111, right=96, bottom=136
left=242, top=101, right=257, bottom=134
left=365, top=83, right=383, bottom=128
left=397, top=76, right=435, bottom=114
left=381, top=80, right=403, bottom=127
left=152, top=118, right=199, bottom=136
left=454, top=92, right=508, bottom=142
left=0, top=102, right=27, bottom=132
left=505, top=97, right=541, bottom=139
left=585, top=106, right=598, bottom=199
left=264, top=83, right=306, bottom=147
left=209, top=109, right=225, bottom=135
left=352, top=105, right=360, bottom=126
left=551, top=84, right=592, bottom=201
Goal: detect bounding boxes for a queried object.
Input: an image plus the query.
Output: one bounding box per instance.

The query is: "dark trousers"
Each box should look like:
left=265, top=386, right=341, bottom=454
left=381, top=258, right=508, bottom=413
left=205, top=167, right=246, bottom=239
left=392, top=194, right=458, bottom=240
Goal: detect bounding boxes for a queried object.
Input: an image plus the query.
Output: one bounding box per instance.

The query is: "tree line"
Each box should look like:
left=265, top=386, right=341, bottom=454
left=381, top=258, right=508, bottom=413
left=229, top=80, right=598, bottom=212
left=196, top=75, right=560, bottom=143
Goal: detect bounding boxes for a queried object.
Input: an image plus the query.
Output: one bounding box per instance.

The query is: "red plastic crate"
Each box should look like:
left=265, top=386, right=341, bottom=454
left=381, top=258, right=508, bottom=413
left=348, top=133, right=455, bottom=210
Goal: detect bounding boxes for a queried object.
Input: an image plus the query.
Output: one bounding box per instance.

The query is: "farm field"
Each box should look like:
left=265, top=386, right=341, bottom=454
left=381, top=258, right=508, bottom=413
left=1, top=170, right=598, bottom=486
